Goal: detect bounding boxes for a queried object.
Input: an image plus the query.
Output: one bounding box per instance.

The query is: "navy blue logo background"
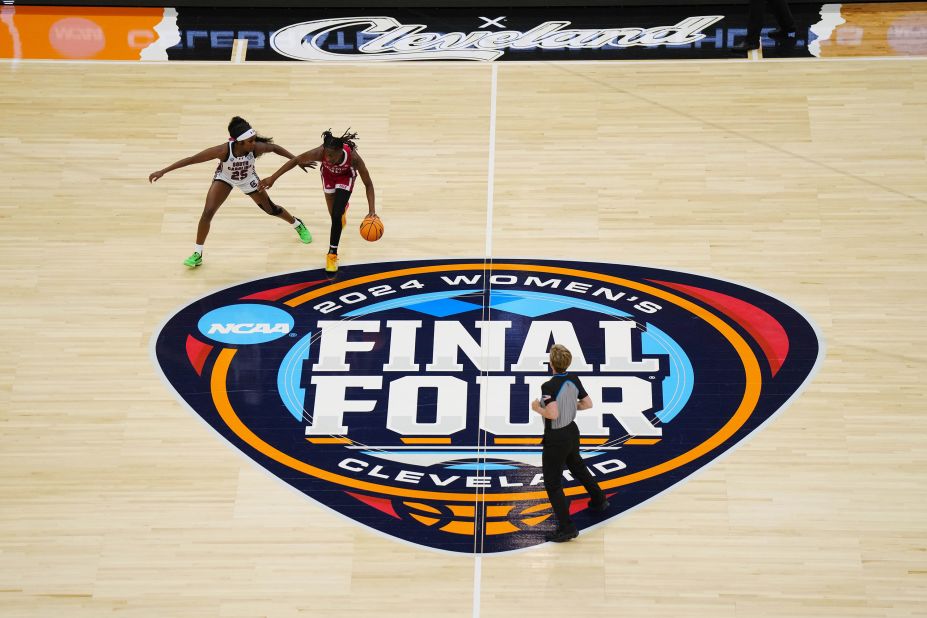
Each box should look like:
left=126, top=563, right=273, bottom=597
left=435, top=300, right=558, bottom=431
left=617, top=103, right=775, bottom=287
left=153, top=259, right=821, bottom=553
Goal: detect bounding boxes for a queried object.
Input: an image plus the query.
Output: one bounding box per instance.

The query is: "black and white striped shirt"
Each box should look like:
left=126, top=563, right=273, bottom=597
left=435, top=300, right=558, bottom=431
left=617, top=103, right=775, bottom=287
left=540, top=373, right=588, bottom=434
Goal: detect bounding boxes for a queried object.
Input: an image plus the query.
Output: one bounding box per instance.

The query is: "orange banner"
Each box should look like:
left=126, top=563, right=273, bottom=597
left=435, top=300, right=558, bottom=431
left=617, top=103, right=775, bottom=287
left=0, top=6, right=165, bottom=60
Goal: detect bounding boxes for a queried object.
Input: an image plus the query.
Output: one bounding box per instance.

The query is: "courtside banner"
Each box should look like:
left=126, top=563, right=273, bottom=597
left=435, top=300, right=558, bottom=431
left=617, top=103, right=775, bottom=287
left=3, top=4, right=925, bottom=61
left=0, top=6, right=171, bottom=60
left=152, top=259, right=822, bottom=553
left=166, top=5, right=821, bottom=60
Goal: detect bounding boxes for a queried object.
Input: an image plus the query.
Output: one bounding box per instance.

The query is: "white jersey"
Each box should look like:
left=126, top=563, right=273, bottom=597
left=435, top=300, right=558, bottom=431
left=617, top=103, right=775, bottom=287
left=214, top=140, right=260, bottom=193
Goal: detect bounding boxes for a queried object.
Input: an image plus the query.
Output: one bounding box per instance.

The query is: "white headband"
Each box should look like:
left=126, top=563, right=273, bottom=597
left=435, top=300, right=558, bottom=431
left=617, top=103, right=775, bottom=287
left=235, top=128, right=256, bottom=141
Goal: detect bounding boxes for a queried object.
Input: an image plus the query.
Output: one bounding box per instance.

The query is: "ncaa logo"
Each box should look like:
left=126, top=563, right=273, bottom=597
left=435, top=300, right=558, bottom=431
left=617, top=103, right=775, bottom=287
left=153, top=259, right=822, bottom=553
left=197, top=304, right=294, bottom=344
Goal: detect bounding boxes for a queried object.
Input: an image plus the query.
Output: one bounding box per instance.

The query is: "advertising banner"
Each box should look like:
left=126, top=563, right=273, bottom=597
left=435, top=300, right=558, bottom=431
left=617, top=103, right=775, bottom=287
left=2, top=3, right=925, bottom=61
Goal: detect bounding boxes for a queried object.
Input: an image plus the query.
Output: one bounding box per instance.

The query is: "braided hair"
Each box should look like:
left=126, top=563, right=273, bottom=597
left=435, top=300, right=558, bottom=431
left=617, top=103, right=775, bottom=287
left=321, top=128, right=358, bottom=151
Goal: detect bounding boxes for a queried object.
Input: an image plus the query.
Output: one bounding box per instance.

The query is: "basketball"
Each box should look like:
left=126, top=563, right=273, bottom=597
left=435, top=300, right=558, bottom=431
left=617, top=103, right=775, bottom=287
left=360, top=215, right=384, bottom=242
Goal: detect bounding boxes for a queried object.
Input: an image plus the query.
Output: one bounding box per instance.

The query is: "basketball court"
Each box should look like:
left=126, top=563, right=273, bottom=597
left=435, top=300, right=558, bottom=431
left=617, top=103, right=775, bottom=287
left=2, top=4, right=926, bottom=616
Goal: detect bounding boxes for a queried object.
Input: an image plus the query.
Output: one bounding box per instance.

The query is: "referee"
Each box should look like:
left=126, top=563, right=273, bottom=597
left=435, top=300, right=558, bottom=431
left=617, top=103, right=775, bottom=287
left=531, top=344, right=610, bottom=542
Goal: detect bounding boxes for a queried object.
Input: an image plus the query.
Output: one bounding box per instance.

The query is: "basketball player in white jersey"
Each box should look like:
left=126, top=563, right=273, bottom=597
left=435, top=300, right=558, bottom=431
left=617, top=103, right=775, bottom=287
left=148, top=116, right=315, bottom=268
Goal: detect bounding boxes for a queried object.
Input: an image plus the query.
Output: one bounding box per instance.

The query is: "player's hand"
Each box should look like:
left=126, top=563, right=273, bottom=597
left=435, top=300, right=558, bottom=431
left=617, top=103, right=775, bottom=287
left=259, top=177, right=276, bottom=191
left=298, top=161, right=317, bottom=171
left=148, top=170, right=164, bottom=183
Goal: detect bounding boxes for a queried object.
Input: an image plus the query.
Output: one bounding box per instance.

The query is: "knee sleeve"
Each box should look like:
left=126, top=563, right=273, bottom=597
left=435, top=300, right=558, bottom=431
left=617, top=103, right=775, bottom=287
left=260, top=200, right=283, bottom=216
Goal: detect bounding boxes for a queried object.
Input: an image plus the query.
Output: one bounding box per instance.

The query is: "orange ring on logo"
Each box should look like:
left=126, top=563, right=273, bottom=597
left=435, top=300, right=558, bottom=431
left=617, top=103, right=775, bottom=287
left=211, top=263, right=762, bottom=502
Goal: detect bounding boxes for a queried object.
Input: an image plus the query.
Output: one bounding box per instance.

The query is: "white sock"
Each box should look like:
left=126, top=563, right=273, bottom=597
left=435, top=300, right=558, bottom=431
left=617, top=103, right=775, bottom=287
left=194, top=244, right=204, bottom=255
left=292, top=218, right=302, bottom=228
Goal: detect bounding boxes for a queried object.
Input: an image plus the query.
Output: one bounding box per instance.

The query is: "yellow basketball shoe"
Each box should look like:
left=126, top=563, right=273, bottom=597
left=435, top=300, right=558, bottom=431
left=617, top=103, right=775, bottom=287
left=325, top=252, right=338, bottom=273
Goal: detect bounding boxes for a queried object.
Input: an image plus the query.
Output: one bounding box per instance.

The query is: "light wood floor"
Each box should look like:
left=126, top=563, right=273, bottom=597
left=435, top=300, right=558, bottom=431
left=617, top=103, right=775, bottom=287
left=1, top=57, right=926, bottom=617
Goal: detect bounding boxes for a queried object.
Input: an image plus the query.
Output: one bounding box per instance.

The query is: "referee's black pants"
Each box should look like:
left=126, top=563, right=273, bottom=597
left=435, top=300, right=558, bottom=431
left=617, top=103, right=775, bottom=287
left=542, top=422, right=607, bottom=530
left=746, top=0, right=795, bottom=43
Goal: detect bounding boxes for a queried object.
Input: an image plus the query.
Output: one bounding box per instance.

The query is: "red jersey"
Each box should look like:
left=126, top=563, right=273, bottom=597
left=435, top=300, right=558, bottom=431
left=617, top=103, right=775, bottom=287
left=320, top=145, right=358, bottom=193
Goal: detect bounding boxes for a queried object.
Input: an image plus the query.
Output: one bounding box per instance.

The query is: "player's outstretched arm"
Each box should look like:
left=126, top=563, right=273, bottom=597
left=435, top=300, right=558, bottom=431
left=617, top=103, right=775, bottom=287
left=149, top=144, right=225, bottom=183
left=257, top=142, right=317, bottom=172
left=260, top=147, right=323, bottom=190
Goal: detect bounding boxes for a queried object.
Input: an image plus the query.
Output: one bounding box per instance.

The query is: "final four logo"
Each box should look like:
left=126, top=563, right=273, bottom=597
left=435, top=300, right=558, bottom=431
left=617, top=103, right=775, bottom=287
left=153, top=259, right=821, bottom=553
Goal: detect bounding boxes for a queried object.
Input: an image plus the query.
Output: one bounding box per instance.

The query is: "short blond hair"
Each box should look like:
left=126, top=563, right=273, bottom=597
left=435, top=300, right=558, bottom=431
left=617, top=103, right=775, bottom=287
left=549, top=344, right=572, bottom=373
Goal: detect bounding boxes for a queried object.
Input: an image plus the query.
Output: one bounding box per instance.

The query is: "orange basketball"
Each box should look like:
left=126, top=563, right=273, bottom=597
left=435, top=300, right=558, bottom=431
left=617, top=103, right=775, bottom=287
left=360, top=215, right=384, bottom=242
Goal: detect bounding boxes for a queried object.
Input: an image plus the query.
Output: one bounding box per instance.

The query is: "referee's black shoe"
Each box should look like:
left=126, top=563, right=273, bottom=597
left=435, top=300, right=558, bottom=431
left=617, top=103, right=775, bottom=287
left=545, top=526, right=579, bottom=543
left=588, top=498, right=610, bottom=513
left=732, top=38, right=761, bottom=53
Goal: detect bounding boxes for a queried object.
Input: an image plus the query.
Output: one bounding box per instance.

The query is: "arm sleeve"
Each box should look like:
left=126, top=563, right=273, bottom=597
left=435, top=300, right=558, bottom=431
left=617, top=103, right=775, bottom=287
left=571, top=375, right=588, bottom=400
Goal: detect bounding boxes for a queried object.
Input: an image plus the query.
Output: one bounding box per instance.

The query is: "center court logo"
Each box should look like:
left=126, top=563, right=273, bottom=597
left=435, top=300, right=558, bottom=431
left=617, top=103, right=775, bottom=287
left=152, top=259, right=822, bottom=554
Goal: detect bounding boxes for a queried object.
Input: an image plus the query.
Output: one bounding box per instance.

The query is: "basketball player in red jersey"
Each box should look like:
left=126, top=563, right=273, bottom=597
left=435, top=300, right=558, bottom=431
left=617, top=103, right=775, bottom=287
left=148, top=116, right=315, bottom=268
left=260, top=129, right=377, bottom=274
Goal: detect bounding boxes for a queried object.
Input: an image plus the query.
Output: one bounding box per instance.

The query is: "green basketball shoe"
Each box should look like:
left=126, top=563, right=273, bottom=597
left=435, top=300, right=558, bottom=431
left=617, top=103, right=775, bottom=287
left=183, top=252, right=203, bottom=268
left=295, top=220, right=312, bottom=244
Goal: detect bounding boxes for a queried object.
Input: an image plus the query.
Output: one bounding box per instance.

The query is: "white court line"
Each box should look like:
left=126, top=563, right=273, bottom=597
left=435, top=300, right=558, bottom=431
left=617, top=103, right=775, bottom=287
left=472, top=553, right=483, bottom=618
left=231, top=38, right=248, bottom=63
left=484, top=63, right=497, bottom=261
left=471, top=60, right=498, bottom=618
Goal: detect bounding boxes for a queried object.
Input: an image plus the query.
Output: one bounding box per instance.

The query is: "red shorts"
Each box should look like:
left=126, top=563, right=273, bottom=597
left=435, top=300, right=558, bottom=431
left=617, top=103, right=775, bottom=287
left=321, top=169, right=356, bottom=194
